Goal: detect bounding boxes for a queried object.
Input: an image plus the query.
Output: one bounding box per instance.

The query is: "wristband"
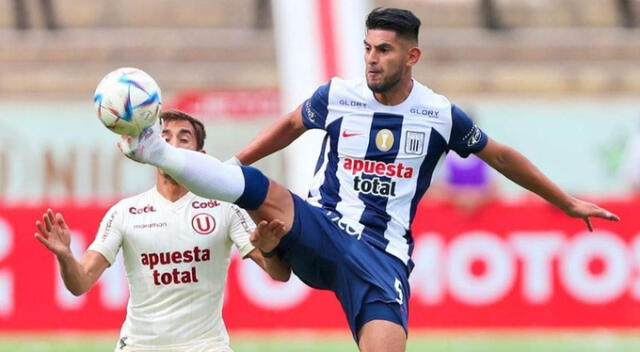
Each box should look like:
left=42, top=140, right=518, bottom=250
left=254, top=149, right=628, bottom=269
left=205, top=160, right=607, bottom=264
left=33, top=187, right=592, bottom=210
left=260, top=248, right=278, bottom=258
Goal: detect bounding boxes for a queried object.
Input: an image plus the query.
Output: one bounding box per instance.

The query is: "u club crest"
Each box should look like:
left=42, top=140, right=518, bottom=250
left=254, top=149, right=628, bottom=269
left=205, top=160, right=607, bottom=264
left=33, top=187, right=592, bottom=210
left=192, top=213, right=216, bottom=235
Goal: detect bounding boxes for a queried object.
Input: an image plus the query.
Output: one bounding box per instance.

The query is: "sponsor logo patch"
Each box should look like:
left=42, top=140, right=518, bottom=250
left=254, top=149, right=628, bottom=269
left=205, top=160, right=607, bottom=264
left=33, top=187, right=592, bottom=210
left=410, top=107, right=440, bottom=118
left=129, top=205, right=156, bottom=215
left=303, top=99, right=316, bottom=123
left=133, top=222, right=167, bottom=230
left=191, top=200, right=220, bottom=209
left=465, top=124, right=483, bottom=147
left=343, top=158, right=414, bottom=178
left=342, top=130, right=362, bottom=138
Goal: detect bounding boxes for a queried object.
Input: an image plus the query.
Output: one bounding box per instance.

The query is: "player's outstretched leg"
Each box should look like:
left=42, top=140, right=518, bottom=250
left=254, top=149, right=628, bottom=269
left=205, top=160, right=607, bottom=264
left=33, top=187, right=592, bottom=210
left=118, top=123, right=295, bottom=233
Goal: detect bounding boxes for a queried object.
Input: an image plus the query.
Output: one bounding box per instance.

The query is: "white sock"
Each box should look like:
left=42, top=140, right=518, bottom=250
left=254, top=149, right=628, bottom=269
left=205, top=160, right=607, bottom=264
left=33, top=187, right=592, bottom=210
left=162, top=147, right=245, bottom=203
left=129, top=126, right=245, bottom=203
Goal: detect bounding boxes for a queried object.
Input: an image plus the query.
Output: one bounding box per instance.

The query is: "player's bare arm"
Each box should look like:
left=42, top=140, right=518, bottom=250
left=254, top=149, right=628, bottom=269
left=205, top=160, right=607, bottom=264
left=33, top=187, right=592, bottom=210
left=245, top=219, right=291, bottom=282
left=476, top=138, right=620, bottom=230
left=236, top=105, right=307, bottom=165
left=35, top=209, right=109, bottom=296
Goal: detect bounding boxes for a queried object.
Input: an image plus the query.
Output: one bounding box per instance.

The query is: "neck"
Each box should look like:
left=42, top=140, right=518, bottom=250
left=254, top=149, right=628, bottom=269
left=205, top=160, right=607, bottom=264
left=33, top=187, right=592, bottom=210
left=156, top=174, right=189, bottom=202
left=373, top=75, right=414, bottom=106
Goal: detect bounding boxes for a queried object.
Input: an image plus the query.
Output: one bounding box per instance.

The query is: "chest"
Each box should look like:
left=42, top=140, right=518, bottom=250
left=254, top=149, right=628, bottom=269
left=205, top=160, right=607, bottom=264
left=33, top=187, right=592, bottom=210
left=329, top=110, right=447, bottom=162
left=122, top=201, right=228, bottom=253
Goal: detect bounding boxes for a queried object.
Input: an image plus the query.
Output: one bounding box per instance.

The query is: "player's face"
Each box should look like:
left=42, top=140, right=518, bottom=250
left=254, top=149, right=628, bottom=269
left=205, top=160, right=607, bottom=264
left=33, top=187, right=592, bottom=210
left=161, top=120, right=199, bottom=151
left=364, top=29, right=413, bottom=93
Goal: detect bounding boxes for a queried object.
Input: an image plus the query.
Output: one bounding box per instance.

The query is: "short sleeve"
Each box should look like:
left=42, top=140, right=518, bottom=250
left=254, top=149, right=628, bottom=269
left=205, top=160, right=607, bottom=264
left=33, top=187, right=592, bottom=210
left=87, top=204, right=124, bottom=265
left=301, top=81, right=331, bottom=130
left=227, top=205, right=255, bottom=258
left=448, top=105, right=489, bottom=157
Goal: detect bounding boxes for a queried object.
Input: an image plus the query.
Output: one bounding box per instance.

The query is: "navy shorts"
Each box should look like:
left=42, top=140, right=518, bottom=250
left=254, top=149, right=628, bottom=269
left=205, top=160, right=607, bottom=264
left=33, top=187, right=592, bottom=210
left=276, top=193, right=410, bottom=341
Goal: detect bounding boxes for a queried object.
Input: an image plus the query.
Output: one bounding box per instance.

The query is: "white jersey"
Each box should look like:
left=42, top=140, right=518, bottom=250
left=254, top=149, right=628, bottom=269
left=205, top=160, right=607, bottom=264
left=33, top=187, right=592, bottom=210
left=88, top=187, right=255, bottom=352
left=301, top=77, right=488, bottom=270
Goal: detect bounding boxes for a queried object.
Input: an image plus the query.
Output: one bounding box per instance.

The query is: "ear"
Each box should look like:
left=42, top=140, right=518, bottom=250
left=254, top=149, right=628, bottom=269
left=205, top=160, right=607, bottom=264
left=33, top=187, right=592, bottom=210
left=407, top=46, right=421, bottom=67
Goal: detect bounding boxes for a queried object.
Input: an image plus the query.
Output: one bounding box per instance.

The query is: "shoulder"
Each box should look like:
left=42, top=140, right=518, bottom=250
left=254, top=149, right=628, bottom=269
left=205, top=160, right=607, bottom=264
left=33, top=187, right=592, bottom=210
left=115, top=189, right=155, bottom=211
left=327, top=77, right=366, bottom=96
left=324, top=77, right=369, bottom=109
left=413, top=80, right=452, bottom=110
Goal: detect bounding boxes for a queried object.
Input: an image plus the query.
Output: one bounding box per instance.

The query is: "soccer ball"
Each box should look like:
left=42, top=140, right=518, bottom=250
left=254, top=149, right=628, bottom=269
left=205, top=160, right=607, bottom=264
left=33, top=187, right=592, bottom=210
left=94, top=67, right=162, bottom=136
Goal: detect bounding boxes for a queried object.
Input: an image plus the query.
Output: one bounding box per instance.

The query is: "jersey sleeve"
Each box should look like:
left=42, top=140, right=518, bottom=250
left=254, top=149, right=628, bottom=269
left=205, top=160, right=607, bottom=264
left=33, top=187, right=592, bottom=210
left=300, top=81, right=331, bottom=130
left=227, top=205, right=255, bottom=258
left=87, top=203, right=124, bottom=265
left=448, top=105, right=489, bottom=157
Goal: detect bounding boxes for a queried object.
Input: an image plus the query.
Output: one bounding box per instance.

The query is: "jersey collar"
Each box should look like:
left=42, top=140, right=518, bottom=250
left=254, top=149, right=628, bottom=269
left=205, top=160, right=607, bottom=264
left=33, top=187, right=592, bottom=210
left=151, top=186, right=195, bottom=210
left=363, top=78, right=419, bottom=112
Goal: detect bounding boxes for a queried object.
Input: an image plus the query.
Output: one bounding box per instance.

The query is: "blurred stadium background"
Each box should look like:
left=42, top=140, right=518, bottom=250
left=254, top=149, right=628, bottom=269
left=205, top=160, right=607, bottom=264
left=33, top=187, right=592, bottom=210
left=1, top=0, right=640, bottom=351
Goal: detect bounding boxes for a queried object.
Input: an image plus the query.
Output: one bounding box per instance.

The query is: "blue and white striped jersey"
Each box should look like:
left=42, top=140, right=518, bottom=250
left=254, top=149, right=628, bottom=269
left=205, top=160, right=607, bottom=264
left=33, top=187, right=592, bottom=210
left=301, top=77, right=488, bottom=270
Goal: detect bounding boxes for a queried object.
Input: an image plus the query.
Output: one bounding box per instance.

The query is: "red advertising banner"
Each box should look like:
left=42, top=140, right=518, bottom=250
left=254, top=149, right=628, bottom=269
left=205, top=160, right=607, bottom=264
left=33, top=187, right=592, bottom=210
left=0, top=200, right=638, bottom=331
left=167, top=89, right=280, bottom=121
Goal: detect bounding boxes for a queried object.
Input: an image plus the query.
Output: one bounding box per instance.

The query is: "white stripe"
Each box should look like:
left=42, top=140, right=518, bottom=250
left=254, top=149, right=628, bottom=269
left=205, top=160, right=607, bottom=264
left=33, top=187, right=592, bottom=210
left=384, top=218, right=410, bottom=264
left=335, top=111, right=373, bottom=222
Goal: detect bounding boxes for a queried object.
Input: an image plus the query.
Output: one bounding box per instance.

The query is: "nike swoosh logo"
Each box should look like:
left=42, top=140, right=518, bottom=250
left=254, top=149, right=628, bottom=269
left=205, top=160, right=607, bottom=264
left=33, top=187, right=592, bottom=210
left=342, top=130, right=362, bottom=138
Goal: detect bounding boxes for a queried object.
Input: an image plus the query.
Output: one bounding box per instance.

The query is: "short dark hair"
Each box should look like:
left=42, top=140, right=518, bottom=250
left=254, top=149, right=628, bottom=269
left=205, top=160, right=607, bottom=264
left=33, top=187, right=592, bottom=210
left=366, top=7, right=421, bottom=43
left=160, top=109, right=206, bottom=151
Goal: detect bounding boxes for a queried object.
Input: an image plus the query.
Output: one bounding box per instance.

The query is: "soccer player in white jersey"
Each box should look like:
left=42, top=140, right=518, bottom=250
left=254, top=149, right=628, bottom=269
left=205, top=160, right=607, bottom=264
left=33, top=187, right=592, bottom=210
left=35, top=110, right=290, bottom=352
left=116, top=8, right=620, bottom=352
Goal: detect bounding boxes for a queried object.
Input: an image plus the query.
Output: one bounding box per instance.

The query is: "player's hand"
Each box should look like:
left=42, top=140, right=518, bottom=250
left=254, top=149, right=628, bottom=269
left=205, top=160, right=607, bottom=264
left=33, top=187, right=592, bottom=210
left=35, top=209, right=73, bottom=258
left=251, top=219, right=286, bottom=254
left=564, top=197, right=620, bottom=231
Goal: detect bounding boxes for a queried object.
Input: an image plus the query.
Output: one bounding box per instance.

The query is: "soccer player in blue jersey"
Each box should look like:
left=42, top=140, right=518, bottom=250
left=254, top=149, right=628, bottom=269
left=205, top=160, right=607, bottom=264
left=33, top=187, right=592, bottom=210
left=118, top=7, right=619, bottom=352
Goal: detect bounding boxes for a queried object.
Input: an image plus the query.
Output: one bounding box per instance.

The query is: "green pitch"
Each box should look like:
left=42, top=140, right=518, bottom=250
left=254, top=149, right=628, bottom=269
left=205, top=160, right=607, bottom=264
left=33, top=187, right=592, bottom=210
left=2, top=331, right=640, bottom=352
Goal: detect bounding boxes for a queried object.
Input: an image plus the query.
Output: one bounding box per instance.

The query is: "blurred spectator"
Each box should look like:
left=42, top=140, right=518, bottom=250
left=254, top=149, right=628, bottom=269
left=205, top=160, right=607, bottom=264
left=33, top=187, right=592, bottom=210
left=255, top=0, right=272, bottom=29
left=479, top=0, right=505, bottom=30
left=616, top=0, right=636, bottom=28
left=429, top=109, right=498, bottom=214
left=430, top=152, right=498, bottom=215
left=12, top=0, right=59, bottom=30
left=621, top=121, right=640, bottom=196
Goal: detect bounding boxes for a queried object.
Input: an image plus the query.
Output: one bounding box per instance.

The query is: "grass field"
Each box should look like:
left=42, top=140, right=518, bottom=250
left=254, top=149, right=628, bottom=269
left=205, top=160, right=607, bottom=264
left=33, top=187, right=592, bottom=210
left=3, top=330, right=640, bottom=352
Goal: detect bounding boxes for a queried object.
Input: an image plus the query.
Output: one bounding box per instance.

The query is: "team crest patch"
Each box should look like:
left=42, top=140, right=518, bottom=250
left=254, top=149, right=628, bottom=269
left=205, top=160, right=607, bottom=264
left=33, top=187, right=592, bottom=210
left=405, top=131, right=425, bottom=155
left=375, top=129, right=394, bottom=152
left=192, top=213, right=216, bottom=235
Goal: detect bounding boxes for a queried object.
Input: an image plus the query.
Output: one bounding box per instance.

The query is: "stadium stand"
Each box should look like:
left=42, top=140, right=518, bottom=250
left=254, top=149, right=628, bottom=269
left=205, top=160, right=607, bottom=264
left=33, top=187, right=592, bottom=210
left=0, top=0, right=638, bottom=98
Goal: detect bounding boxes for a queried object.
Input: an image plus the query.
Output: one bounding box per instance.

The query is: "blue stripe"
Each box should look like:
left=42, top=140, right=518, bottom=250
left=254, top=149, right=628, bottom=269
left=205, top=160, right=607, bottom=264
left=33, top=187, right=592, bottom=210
left=358, top=113, right=404, bottom=248
left=409, top=129, right=448, bottom=222
left=313, top=134, right=329, bottom=174
left=405, top=229, right=415, bottom=272
left=308, top=134, right=329, bottom=199
left=405, top=129, right=449, bottom=271
left=318, top=118, right=343, bottom=211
